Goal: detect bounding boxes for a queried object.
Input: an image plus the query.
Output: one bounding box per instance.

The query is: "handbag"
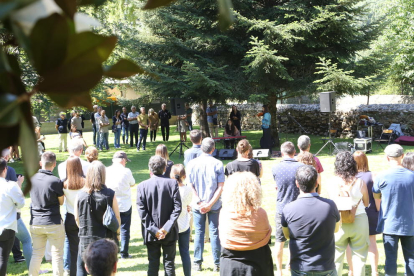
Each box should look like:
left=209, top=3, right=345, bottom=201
left=337, top=179, right=362, bottom=224
left=98, top=193, right=119, bottom=232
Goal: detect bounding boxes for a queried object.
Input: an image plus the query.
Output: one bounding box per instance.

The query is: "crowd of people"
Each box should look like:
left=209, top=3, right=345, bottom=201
left=2, top=116, right=414, bottom=276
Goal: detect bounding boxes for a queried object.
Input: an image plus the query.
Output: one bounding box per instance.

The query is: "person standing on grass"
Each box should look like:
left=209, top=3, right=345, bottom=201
left=170, top=164, right=192, bottom=276
left=112, top=110, right=122, bottom=149
left=158, top=103, right=172, bottom=142
left=62, top=157, right=85, bottom=276
left=0, top=158, right=25, bottom=275
left=184, top=130, right=203, bottom=167
left=185, top=103, right=193, bottom=131
left=29, top=152, right=65, bottom=276
left=106, top=151, right=136, bottom=259
left=148, top=108, right=159, bottom=142
left=373, top=144, right=414, bottom=276
left=206, top=101, right=218, bottom=138
left=91, top=105, right=98, bottom=146
left=225, top=139, right=260, bottom=178
left=74, top=161, right=121, bottom=276
left=127, top=106, right=139, bottom=148
left=219, top=172, right=273, bottom=276
left=297, top=135, right=324, bottom=174
left=94, top=106, right=102, bottom=148
left=272, top=141, right=304, bottom=276
left=282, top=165, right=340, bottom=276
left=58, top=138, right=90, bottom=179
left=155, top=144, right=174, bottom=177
left=187, top=138, right=225, bottom=272
left=56, top=112, right=69, bottom=152
left=346, top=151, right=381, bottom=276
left=333, top=151, right=369, bottom=276
left=137, top=107, right=149, bottom=152
left=71, top=111, right=83, bottom=136
left=98, top=109, right=110, bottom=151
left=137, top=156, right=182, bottom=276
left=120, top=107, right=129, bottom=145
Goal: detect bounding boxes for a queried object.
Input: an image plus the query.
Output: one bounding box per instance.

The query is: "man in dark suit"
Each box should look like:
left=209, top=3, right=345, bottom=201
left=137, top=155, right=182, bottom=276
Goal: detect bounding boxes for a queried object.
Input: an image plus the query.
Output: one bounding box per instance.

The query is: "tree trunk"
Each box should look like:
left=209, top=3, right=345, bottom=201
left=269, top=94, right=281, bottom=148
left=199, top=99, right=210, bottom=138
left=367, top=89, right=370, bottom=105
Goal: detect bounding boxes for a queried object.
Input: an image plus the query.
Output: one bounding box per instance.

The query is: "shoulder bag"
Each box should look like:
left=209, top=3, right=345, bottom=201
left=338, top=179, right=362, bottom=224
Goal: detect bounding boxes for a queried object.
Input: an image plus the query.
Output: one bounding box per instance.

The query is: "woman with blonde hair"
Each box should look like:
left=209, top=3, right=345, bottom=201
left=225, top=139, right=260, bottom=178
left=333, top=151, right=369, bottom=276
left=170, top=164, right=192, bottom=276
left=219, top=171, right=273, bottom=275
left=155, top=144, right=174, bottom=177
left=85, top=146, right=99, bottom=163
left=297, top=151, right=322, bottom=194
left=148, top=108, right=159, bottom=142
left=346, top=151, right=380, bottom=276
left=62, top=157, right=85, bottom=276
left=74, top=161, right=120, bottom=276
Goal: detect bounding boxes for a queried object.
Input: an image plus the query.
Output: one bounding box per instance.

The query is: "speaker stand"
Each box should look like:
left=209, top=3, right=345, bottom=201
left=170, top=140, right=189, bottom=158
left=316, top=113, right=339, bottom=156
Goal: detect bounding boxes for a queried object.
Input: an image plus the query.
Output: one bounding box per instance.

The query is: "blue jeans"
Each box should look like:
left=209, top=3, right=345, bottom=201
left=96, top=125, right=100, bottom=147
left=120, top=207, right=132, bottom=257
left=178, top=227, right=191, bottom=276
left=138, top=128, right=148, bottom=150
left=291, top=269, right=337, bottom=276
left=15, top=218, right=32, bottom=269
left=114, top=128, right=121, bottom=148
left=63, top=236, right=70, bottom=271
left=193, top=208, right=221, bottom=265
left=122, top=125, right=129, bottom=144
left=383, top=234, right=414, bottom=276
left=99, top=132, right=109, bottom=150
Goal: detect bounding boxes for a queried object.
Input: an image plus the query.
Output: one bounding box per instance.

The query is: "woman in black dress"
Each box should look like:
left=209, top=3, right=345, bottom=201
left=229, top=105, right=242, bottom=135
left=346, top=151, right=380, bottom=276
left=155, top=144, right=174, bottom=177
left=223, top=119, right=240, bottom=149
left=74, top=161, right=120, bottom=276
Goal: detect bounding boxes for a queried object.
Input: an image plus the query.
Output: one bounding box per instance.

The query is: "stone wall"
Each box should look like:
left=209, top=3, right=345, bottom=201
left=192, top=103, right=414, bottom=138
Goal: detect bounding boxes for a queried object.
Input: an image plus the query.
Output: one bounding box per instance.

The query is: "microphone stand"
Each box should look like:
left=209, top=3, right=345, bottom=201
left=288, top=112, right=308, bottom=134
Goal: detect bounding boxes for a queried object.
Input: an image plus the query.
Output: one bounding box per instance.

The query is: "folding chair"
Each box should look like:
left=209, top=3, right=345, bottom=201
left=375, top=129, right=397, bottom=149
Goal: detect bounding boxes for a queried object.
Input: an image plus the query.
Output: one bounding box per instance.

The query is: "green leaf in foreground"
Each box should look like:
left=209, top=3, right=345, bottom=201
left=0, top=94, right=20, bottom=126
left=104, top=59, right=146, bottom=79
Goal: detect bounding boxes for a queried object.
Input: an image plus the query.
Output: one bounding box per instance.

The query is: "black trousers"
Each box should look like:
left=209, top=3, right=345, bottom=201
left=147, top=240, right=176, bottom=276
left=129, top=124, right=139, bottom=147
left=0, top=229, right=15, bottom=276
left=65, top=213, right=79, bottom=276
left=161, top=125, right=170, bottom=141
left=12, top=237, right=23, bottom=261
left=150, top=130, right=157, bottom=141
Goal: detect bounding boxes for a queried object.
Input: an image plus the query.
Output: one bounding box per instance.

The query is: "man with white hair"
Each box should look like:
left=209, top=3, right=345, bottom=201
left=94, top=106, right=102, bottom=148
left=58, top=138, right=89, bottom=179
left=128, top=106, right=139, bottom=148
left=297, top=135, right=324, bottom=173
left=373, top=144, right=414, bottom=276
left=90, top=105, right=98, bottom=145
left=106, top=151, right=136, bottom=259
left=186, top=137, right=225, bottom=272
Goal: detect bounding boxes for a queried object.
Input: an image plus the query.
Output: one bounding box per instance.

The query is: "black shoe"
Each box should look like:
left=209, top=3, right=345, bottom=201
left=213, top=265, right=220, bottom=272
left=193, top=263, right=202, bottom=271
left=121, top=254, right=132, bottom=259
left=14, top=257, right=25, bottom=263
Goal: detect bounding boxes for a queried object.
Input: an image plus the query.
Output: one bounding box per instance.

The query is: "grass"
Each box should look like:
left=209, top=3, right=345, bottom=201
left=6, top=126, right=413, bottom=276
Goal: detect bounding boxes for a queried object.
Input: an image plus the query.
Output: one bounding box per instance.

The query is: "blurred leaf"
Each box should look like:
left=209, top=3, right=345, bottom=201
left=104, top=59, right=146, bottom=79
left=0, top=0, right=37, bottom=21
left=0, top=94, right=20, bottom=126
left=19, top=103, right=39, bottom=195
left=0, top=47, right=26, bottom=95
left=30, top=13, right=69, bottom=75
left=37, top=33, right=117, bottom=107
left=54, top=0, right=76, bottom=18
left=218, top=0, right=234, bottom=31
left=0, top=125, right=20, bottom=152
left=142, top=0, right=176, bottom=10
left=47, top=91, right=93, bottom=109
left=78, top=0, right=107, bottom=7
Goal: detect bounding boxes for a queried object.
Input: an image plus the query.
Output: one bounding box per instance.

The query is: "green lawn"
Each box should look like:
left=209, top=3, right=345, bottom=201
left=6, top=127, right=413, bottom=276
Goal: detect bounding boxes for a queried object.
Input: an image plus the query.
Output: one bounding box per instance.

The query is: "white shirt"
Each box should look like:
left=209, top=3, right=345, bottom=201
left=63, top=188, right=81, bottom=214
left=127, top=112, right=139, bottom=125
left=0, top=178, right=25, bottom=233
left=178, top=184, right=192, bottom=233
left=58, top=158, right=90, bottom=180
left=105, top=163, right=135, bottom=212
